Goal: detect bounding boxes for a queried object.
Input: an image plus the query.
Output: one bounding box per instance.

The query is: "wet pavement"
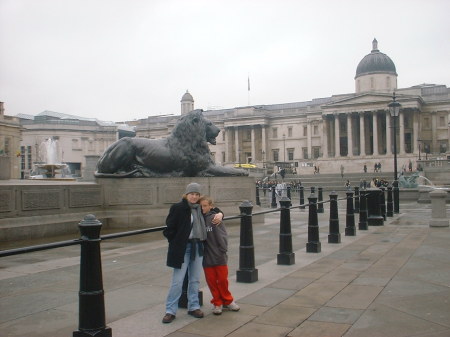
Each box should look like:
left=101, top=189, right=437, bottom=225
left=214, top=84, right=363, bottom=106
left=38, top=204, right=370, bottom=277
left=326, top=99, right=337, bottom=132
left=0, top=199, right=449, bottom=337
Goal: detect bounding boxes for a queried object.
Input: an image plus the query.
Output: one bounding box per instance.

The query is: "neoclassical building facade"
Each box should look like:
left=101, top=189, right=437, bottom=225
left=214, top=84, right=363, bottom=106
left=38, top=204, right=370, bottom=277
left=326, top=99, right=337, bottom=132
left=134, top=39, right=450, bottom=175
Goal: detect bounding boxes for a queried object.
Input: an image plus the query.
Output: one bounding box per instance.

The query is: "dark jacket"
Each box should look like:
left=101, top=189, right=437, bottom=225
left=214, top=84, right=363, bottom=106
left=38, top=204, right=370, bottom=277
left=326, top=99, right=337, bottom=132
left=203, top=211, right=228, bottom=267
left=163, top=199, right=222, bottom=269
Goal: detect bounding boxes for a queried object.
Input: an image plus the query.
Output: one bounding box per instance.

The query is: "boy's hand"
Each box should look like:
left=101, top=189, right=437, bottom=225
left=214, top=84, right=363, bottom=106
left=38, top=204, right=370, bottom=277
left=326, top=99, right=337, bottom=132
left=212, top=213, right=223, bottom=225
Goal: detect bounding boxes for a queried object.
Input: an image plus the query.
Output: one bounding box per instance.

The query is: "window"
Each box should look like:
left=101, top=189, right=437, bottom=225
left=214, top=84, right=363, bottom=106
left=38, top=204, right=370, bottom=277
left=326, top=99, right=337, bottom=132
left=386, top=76, right=391, bottom=89
left=303, top=126, right=307, bottom=137
left=439, top=116, right=445, bottom=127
left=27, top=146, right=32, bottom=169
left=222, top=131, right=225, bottom=142
left=370, top=77, right=374, bottom=89
left=288, top=127, right=293, bottom=137
left=314, top=125, right=318, bottom=135
left=222, top=152, right=225, bottom=163
left=4, top=138, right=10, bottom=155
left=302, top=147, right=308, bottom=159
left=423, top=117, right=430, bottom=129
left=72, top=139, right=81, bottom=150
left=272, top=128, right=278, bottom=138
left=245, top=129, right=251, bottom=141
left=439, top=141, right=447, bottom=154
left=273, top=149, right=279, bottom=162
left=287, top=148, right=294, bottom=161
left=313, top=147, right=321, bottom=159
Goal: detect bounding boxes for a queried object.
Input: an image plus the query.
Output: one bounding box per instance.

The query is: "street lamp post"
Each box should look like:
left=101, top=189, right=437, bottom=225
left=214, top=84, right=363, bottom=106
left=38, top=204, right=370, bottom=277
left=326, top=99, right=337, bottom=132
left=388, top=92, right=401, bottom=214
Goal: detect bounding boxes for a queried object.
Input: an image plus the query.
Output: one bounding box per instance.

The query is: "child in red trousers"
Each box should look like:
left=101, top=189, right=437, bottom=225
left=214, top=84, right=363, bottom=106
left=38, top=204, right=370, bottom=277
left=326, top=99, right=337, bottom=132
left=200, top=196, right=240, bottom=315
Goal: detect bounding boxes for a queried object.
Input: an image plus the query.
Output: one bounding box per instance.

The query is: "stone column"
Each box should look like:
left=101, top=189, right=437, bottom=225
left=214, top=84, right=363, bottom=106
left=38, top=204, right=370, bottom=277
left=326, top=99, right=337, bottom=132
left=359, top=112, right=366, bottom=156
left=251, top=126, right=256, bottom=162
left=413, top=110, right=419, bottom=154
left=431, top=111, right=437, bottom=153
left=399, top=111, right=405, bottom=154
left=347, top=113, right=353, bottom=157
left=334, top=113, right=340, bottom=157
left=224, top=127, right=230, bottom=162
left=261, top=126, right=267, bottom=158
left=322, top=116, right=328, bottom=158
left=386, top=112, right=392, bottom=155
left=372, top=111, right=379, bottom=156
left=235, top=127, right=240, bottom=163
left=307, top=120, right=312, bottom=159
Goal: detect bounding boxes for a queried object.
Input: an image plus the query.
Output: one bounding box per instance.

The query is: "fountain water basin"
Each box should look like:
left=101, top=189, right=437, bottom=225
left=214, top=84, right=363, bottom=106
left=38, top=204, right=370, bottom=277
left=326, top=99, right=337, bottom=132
left=29, top=138, right=75, bottom=180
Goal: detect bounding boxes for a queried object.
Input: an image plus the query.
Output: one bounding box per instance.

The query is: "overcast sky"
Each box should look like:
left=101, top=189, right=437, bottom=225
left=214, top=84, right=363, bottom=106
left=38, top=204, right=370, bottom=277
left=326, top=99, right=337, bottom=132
left=1, top=0, right=449, bottom=123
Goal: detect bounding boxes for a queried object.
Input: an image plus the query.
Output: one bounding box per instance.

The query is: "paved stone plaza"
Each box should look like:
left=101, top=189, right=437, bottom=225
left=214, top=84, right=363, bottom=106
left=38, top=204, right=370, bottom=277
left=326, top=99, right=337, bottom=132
left=0, top=200, right=449, bottom=337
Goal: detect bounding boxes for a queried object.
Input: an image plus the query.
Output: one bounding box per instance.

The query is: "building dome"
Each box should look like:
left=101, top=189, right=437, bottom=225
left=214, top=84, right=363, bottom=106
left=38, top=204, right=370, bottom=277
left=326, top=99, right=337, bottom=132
left=355, top=39, right=397, bottom=79
left=181, top=90, right=194, bottom=102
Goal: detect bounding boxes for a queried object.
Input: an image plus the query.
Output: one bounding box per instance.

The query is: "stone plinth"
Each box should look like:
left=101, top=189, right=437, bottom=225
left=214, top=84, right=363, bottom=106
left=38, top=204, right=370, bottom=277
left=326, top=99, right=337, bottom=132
left=429, top=189, right=449, bottom=227
left=0, top=177, right=258, bottom=241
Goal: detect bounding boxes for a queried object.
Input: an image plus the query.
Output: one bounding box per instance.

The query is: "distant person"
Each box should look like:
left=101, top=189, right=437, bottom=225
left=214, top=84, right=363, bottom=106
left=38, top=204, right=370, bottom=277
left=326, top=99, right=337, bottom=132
left=345, top=180, right=351, bottom=190
left=340, top=164, right=344, bottom=178
left=199, top=196, right=240, bottom=315
left=408, top=160, right=413, bottom=172
left=363, top=164, right=367, bottom=173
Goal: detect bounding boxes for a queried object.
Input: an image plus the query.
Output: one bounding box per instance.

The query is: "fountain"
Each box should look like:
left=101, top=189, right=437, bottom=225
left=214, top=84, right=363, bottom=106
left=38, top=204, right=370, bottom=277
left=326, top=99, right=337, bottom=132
left=29, top=138, right=74, bottom=180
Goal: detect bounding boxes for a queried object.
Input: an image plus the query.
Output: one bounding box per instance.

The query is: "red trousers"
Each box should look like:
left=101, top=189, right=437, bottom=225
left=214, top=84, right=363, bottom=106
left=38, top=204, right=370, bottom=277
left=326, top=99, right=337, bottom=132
left=203, top=265, right=234, bottom=306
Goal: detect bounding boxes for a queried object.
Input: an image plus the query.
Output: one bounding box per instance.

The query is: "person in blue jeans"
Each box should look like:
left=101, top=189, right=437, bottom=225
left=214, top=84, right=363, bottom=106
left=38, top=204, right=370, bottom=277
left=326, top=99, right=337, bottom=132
left=162, top=182, right=223, bottom=324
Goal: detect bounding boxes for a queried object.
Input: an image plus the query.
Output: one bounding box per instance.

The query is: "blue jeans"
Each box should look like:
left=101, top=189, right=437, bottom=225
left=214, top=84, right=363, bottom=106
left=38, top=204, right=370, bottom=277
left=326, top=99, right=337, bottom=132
left=165, top=243, right=203, bottom=315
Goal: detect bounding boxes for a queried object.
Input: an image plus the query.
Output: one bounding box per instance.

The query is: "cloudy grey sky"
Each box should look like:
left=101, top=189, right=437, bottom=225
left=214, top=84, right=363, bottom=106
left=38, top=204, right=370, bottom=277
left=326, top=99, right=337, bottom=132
left=1, top=0, right=449, bottom=122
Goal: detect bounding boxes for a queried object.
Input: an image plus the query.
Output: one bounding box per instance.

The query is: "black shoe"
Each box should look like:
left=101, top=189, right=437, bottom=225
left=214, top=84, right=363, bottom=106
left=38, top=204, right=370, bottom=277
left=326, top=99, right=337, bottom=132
left=188, top=309, right=204, bottom=318
left=162, top=313, right=176, bottom=323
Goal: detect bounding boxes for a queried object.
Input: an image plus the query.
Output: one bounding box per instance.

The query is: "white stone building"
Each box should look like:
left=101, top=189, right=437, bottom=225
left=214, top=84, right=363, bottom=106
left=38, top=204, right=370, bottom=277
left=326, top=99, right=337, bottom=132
left=18, top=111, right=120, bottom=178
left=133, top=39, right=450, bottom=175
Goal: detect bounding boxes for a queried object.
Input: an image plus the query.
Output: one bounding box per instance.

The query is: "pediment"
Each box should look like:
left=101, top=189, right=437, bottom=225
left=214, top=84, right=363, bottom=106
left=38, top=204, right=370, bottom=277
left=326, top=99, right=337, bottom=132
left=322, top=93, right=394, bottom=109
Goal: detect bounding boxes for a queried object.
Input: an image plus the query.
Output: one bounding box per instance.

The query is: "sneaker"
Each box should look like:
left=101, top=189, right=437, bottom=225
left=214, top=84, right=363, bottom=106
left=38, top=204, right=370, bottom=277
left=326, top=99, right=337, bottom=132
left=162, top=313, right=176, bottom=324
left=213, top=305, right=223, bottom=315
left=225, top=301, right=240, bottom=311
left=187, top=309, right=204, bottom=318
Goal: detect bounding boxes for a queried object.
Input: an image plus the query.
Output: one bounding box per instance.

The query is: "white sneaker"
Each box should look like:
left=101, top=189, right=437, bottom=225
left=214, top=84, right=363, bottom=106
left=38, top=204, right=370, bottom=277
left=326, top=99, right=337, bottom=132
left=225, top=301, right=240, bottom=311
left=213, top=305, right=222, bottom=315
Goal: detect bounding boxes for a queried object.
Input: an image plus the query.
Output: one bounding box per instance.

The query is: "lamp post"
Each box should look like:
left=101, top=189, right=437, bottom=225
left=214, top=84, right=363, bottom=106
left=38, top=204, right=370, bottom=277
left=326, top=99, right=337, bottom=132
left=388, top=92, right=401, bottom=214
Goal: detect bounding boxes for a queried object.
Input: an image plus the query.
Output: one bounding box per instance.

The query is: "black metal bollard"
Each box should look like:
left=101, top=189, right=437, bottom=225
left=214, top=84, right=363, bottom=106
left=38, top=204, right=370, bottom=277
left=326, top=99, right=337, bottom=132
left=386, top=186, right=394, bottom=217
left=277, top=197, right=295, bottom=265
left=328, top=192, right=341, bottom=243
left=380, top=187, right=386, bottom=220
left=287, top=186, right=292, bottom=207
left=393, top=180, right=400, bottom=214
left=256, top=185, right=261, bottom=206
left=317, top=187, right=324, bottom=213
left=354, top=186, right=360, bottom=213
left=236, top=201, right=258, bottom=283
left=73, top=214, right=112, bottom=337
left=178, top=272, right=203, bottom=308
left=358, top=189, right=369, bottom=230
left=366, top=188, right=384, bottom=226
left=271, top=186, right=277, bottom=208
left=299, top=186, right=305, bottom=210
left=345, top=191, right=356, bottom=236
left=306, top=193, right=321, bottom=253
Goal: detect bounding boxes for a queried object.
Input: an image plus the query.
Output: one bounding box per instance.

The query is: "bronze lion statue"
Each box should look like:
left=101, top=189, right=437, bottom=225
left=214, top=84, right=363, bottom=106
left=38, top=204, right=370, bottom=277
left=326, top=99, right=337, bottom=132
left=95, top=109, right=248, bottom=177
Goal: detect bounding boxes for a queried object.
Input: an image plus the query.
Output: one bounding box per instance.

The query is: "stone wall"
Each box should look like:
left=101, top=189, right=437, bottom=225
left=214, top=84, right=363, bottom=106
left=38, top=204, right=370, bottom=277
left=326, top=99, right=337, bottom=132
left=0, top=177, right=258, bottom=241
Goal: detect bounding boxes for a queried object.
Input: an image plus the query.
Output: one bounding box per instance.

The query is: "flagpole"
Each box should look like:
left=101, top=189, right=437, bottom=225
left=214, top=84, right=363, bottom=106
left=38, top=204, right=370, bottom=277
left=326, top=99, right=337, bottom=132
left=248, top=75, right=250, bottom=105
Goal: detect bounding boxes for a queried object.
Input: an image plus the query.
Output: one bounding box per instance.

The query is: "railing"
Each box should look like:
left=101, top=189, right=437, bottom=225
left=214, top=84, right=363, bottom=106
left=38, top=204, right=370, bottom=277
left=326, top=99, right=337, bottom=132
left=0, top=185, right=398, bottom=336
